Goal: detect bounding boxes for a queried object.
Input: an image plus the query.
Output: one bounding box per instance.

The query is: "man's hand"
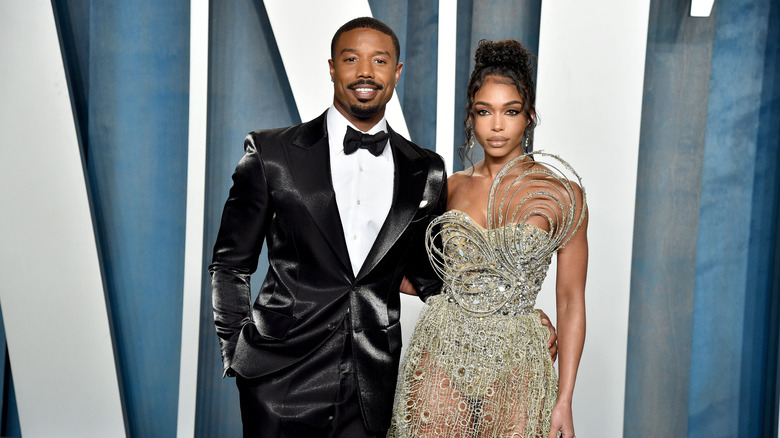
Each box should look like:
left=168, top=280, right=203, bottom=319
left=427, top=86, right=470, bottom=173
left=536, top=309, right=558, bottom=363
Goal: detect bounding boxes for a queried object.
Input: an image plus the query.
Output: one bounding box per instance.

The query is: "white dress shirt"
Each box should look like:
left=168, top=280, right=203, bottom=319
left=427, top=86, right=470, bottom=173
left=327, top=106, right=395, bottom=275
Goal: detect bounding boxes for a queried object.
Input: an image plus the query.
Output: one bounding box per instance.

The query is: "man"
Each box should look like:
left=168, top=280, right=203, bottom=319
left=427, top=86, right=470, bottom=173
left=210, top=17, right=446, bottom=437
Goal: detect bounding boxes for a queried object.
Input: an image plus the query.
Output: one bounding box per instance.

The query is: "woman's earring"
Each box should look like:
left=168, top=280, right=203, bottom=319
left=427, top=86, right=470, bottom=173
left=467, top=125, right=475, bottom=149
left=523, top=136, right=530, bottom=154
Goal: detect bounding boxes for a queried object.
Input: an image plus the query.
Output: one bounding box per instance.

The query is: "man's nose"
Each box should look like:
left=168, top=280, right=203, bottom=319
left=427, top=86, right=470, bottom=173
left=357, top=59, right=373, bottom=78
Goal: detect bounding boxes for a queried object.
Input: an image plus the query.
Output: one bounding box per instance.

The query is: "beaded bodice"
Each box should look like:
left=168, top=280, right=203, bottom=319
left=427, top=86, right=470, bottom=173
left=425, top=152, right=586, bottom=316
left=432, top=211, right=553, bottom=315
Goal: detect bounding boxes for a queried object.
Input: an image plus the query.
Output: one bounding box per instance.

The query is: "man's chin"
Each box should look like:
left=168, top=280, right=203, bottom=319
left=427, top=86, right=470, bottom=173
left=349, top=104, right=381, bottom=119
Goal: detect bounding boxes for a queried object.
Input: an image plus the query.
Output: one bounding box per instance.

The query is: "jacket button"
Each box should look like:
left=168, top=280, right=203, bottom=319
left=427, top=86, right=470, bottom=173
left=327, top=322, right=337, bottom=331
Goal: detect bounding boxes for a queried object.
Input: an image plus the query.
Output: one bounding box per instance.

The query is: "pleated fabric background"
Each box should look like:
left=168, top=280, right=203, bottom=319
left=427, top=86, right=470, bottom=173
left=625, top=0, right=780, bottom=437
left=0, top=0, right=777, bottom=437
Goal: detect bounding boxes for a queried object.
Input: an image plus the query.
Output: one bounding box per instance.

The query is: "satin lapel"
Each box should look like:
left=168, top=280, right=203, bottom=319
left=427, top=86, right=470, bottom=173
left=356, top=130, right=428, bottom=281
left=287, top=115, right=352, bottom=274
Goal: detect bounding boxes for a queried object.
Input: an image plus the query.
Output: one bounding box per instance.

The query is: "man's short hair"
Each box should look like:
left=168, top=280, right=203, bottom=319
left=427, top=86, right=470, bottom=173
left=330, top=17, right=401, bottom=63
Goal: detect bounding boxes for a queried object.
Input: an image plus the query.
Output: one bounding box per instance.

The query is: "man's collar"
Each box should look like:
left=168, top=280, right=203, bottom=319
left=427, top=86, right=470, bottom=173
left=327, top=105, right=387, bottom=140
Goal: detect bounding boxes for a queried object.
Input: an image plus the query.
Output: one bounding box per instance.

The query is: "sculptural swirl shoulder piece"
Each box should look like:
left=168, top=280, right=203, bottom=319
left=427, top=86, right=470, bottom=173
left=425, top=151, right=587, bottom=316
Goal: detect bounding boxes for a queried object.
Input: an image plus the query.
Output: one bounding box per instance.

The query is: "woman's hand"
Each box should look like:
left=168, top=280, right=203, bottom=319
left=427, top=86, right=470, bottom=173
left=535, top=308, right=558, bottom=363
left=549, top=401, right=575, bottom=438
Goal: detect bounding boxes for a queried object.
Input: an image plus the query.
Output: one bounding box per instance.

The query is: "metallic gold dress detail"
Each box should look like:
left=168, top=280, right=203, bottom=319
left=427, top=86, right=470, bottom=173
left=388, top=152, right=586, bottom=438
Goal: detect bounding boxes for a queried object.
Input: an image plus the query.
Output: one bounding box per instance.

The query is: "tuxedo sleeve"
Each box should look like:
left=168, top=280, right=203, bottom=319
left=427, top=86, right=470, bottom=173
left=405, top=155, right=447, bottom=302
left=209, top=133, right=272, bottom=377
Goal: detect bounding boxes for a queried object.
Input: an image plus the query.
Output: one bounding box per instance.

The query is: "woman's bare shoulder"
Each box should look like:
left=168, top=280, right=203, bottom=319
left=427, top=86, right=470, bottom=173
left=448, top=170, right=470, bottom=188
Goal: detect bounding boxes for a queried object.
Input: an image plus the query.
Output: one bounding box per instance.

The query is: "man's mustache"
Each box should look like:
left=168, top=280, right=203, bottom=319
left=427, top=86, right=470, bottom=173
left=347, top=80, right=384, bottom=90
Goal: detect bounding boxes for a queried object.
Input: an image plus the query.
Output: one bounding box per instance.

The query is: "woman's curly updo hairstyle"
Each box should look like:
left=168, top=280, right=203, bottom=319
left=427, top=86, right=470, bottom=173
left=459, top=39, right=537, bottom=167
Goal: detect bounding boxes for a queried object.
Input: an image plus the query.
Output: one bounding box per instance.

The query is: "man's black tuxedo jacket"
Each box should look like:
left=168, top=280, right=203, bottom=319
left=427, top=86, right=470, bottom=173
left=209, top=111, right=446, bottom=432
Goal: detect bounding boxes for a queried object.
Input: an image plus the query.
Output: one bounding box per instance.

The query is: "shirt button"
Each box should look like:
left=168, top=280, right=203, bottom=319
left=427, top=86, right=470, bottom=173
left=359, top=165, right=364, bottom=171
left=356, top=200, right=361, bottom=205
left=353, top=234, right=358, bottom=240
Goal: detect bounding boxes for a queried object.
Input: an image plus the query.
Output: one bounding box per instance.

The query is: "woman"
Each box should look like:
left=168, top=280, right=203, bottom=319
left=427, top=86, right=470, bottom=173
left=388, top=40, right=588, bottom=438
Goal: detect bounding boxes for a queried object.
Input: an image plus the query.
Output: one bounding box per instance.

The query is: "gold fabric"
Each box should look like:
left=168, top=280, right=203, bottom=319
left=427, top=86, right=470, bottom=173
left=388, top=152, right=586, bottom=438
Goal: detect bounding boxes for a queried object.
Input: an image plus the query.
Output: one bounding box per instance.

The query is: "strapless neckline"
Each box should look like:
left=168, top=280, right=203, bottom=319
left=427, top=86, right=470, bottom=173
left=445, top=209, right=550, bottom=236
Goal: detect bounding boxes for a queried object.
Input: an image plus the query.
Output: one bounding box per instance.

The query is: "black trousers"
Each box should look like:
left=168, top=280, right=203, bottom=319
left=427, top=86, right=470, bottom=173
left=235, top=321, right=386, bottom=438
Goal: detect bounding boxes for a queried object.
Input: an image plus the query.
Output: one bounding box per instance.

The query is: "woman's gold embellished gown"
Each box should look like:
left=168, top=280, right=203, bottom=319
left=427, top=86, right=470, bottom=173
left=388, top=152, right=586, bottom=438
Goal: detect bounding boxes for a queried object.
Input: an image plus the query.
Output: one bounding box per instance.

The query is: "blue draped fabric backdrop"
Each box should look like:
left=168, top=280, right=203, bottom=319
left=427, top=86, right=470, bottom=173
left=626, top=0, right=780, bottom=437
left=624, top=1, right=714, bottom=436
left=49, top=1, right=191, bottom=437
left=87, top=3, right=190, bottom=437
left=0, top=0, right=774, bottom=436
left=687, top=0, right=780, bottom=436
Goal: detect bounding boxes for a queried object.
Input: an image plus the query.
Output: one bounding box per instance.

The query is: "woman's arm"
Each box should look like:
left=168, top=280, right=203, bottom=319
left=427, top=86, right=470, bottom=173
left=549, top=198, right=588, bottom=438
left=399, top=276, right=418, bottom=295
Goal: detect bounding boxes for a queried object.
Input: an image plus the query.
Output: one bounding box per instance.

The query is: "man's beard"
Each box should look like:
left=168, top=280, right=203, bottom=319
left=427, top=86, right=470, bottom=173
left=347, top=79, right=384, bottom=118
left=349, top=103, right=381, bottom=119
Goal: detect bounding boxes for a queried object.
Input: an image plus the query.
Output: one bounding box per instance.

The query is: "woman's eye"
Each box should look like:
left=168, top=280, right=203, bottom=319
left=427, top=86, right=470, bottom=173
left=506, top=109, right=520, bottom=115
left=476, top=109, right=490, bottom=116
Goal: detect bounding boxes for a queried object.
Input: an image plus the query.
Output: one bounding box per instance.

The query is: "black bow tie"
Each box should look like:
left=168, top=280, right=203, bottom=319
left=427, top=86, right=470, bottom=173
left=343, top=126, right=388, bottom=157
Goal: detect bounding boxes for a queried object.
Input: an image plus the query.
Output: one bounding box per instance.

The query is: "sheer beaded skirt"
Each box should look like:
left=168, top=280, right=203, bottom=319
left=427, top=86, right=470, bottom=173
left=388, top=294, right=557, bottom=437
left=388, top=152, right=586, bottom=438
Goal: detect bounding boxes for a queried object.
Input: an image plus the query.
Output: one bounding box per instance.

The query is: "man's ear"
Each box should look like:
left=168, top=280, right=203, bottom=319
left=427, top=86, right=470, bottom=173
left=328, top=59, right=335, bottom=82
left=394, top=62, right=403, bottom=84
